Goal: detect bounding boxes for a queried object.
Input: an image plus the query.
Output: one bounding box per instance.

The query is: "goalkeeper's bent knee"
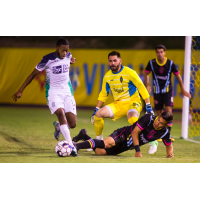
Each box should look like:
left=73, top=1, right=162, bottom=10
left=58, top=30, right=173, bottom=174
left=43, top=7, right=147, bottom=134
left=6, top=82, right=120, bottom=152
left=94, top=116, right=104, bottom=136
left=128, top=117, right=138, bottom=125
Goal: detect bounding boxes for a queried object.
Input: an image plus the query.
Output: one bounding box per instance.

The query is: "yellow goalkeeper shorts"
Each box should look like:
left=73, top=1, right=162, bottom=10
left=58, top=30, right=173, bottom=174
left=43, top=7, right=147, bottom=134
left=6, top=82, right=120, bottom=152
left=106, top=100, right=142, bottom=121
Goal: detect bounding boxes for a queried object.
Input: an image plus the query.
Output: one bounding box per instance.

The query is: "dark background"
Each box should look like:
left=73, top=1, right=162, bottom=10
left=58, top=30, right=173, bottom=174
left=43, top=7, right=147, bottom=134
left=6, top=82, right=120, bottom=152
left=0, top=36, right=185, bottom=49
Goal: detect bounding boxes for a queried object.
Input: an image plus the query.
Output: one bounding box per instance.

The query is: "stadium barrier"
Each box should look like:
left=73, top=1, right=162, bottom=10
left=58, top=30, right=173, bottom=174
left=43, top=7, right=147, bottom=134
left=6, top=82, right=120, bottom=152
left=0, top=48, right=192, bottom=109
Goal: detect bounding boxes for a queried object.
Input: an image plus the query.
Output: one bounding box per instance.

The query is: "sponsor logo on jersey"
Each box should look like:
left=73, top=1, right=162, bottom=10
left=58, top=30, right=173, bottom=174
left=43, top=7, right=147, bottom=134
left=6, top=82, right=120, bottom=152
left=140, top=134, right=148, bottom=143
left=120, top=76, right=123, bottom=83
left=156, top=75, right=168, bottom=80
left=53, top=65, right=62, bottom=74
left=63, top=64, right=69, bottom=73
left=113, top=87, right=124, bottom=93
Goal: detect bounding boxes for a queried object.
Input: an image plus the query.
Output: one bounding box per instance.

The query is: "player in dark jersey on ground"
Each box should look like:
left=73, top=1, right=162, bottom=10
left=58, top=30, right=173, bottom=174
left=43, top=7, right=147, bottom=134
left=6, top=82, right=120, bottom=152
left=144, top=45, right=191, bottom=154
left=72, top=111, right=174, bottom=158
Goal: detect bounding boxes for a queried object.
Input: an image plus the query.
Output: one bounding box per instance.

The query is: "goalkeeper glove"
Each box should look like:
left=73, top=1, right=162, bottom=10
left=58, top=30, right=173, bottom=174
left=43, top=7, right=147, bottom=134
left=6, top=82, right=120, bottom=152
left=91, top=107, right=100, bottom=125
left=146, top=103, right=154, bottom=115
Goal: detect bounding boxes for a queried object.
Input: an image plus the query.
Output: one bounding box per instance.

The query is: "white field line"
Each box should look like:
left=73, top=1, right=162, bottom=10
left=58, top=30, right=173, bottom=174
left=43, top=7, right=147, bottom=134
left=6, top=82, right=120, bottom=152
left=0, top=154, right=200, bottom=161
left=171, top=135, right=200, bottom=144
left=184, top=139, right=200, bottom=144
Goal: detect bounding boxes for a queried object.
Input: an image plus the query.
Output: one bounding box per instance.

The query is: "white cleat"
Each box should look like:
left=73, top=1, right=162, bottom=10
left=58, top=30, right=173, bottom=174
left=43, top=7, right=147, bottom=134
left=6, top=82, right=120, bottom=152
left=148, top=141, right=158, bottom=154
left=148, top=145, right=158, bottom=154
left=87, top=148, right=93, bottom=151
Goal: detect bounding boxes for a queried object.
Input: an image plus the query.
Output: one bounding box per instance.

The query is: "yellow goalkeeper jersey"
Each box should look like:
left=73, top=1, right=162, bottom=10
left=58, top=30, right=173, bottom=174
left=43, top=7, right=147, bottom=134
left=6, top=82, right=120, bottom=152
left=98, top=65, right=149, bottom=102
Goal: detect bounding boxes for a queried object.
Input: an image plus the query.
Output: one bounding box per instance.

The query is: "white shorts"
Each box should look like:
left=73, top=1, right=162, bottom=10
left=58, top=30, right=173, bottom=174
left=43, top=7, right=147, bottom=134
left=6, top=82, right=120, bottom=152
left=48, top=94, right=77, bottom=115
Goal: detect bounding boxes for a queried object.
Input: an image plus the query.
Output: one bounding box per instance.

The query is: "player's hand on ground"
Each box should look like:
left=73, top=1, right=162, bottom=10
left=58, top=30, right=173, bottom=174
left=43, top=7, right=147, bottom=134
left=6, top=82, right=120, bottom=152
left=146, top=104, right=154, bottom=115
left=182, top=90, right=191, bottom=99
left=70, top=57, right=76, bottom=64
left=12, top=91, right=22, bottom=102
left=135, top=152, right=142, bottom=157
left=167, top=153, right=174, bottom=158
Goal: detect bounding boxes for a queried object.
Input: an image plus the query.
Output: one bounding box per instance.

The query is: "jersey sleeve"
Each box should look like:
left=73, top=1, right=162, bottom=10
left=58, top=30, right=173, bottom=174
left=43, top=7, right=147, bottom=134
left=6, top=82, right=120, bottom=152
left=129, top=69, right=150, bottom=100
left=67, top=51, right=72, bottom=59
left=162, top=129, right=172, bottom=146
left=97, top=75, right=110, bottom=102
left=171, top=62, right=180, bottom=75
left=145, top=61, right=152, bottom=74
left=136, top=114, right=152, bottom=130
left=35, top=55, right=49, bottom=72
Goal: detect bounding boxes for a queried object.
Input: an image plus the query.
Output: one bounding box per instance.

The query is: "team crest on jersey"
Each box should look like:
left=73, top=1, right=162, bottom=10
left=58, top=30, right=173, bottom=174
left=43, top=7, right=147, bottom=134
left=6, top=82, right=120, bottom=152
left=120, top=76, right=123, bottom=83
left=53, top=65, right=62, bottom=74
left=159, top=66, right=164, bottom=74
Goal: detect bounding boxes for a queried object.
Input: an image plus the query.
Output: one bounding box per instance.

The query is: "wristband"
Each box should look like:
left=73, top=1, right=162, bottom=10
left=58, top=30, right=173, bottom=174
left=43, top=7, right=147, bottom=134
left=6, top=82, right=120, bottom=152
left=134, top=145, right=140, bottom=152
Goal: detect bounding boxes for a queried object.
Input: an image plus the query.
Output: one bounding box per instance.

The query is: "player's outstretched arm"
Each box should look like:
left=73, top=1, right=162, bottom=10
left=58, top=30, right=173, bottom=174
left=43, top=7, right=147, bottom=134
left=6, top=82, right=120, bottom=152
left=131, top=126, right=142, bottom=157
left=166, top=144, right=174, bottom=158
left=144, top=98, right=154, bottom=115
left=144, top=71, right=151, bottom=94
left=90, top=100, right=104, bottom=125
left=175, top=74, right=191, bottom=99
left=70, top=57, right=76, bottom=64
left=12, top=68, right=40, bottom=102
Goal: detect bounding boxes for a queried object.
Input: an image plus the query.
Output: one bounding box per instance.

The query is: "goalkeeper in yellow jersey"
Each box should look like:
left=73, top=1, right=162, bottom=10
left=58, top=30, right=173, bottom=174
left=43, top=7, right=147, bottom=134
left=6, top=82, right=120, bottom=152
left=88, top=51, right=153, bottom=142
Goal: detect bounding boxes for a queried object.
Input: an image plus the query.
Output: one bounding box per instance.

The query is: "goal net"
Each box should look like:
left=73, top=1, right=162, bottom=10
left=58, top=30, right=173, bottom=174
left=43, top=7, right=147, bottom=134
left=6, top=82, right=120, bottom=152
left=188, top=36, right=200, bottom=139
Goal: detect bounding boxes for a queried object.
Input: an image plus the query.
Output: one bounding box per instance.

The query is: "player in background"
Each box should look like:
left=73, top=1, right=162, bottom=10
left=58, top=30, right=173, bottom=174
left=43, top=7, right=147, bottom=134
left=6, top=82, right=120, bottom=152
left=72, top=111, right=174, bottom=158
left=12, top=38, right=78, bottom=156
left=86, top=51, right=154, bottom=145
left=144, top=44, right=191, bottom=154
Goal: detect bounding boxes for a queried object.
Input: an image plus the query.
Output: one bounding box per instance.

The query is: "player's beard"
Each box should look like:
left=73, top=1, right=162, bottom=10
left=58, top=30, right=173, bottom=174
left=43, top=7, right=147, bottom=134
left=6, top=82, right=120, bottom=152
left=110, top=64, right=121, bottom=73
left=157, top=55, right=165, bottom=63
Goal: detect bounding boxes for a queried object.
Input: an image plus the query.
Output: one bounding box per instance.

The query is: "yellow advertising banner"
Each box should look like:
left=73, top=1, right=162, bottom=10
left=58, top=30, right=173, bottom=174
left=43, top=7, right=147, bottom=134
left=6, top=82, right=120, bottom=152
left=0, top=48, right=194, bottom=109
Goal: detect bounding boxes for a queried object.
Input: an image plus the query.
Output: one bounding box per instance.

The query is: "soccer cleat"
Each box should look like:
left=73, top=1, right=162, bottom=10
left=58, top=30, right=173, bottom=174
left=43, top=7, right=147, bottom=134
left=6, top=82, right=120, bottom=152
left=157, top=139, right=162, bottom=142
left=171, top=138, right=175, bottom=142
left=148, top=140, right=158, bottom=154
left=53, top=121, right=61, bottom=141
left=72, top=129, right=88, bottom=142
left=71, top=142, right=78, bottom=157
left=87, top=148, right=93, bottom=151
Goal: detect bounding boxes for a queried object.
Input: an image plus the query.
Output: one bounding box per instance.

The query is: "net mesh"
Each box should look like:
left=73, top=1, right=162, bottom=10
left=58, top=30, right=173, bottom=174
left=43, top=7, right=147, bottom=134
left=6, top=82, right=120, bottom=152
left=188, top=36, right=200, bottom=139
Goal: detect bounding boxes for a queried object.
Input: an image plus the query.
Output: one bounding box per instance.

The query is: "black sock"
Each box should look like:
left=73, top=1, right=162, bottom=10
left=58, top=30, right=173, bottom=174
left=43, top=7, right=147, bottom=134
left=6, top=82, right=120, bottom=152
left=76, top=139, right=105, bottom=150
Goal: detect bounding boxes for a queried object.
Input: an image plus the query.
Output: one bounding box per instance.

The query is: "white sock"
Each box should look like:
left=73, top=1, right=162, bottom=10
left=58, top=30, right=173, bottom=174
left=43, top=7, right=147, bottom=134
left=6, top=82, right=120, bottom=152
left=66, top=122, right=70, bottom=129
left=60, top=124, right=73, bottom=145
left=96, top=134, right=103, bottom=140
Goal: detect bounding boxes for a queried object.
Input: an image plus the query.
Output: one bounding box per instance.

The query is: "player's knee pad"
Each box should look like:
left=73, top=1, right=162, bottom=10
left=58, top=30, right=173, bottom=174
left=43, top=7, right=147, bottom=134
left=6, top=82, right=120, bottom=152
left=94, top=116, right=104, bottom=136
left=128, top=116, right=138, bottom=125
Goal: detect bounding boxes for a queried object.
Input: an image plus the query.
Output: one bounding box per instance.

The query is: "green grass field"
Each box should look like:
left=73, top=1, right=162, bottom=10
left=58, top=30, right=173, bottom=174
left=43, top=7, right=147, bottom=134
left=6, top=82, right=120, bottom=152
left=0, top=106, right=200, bottom=163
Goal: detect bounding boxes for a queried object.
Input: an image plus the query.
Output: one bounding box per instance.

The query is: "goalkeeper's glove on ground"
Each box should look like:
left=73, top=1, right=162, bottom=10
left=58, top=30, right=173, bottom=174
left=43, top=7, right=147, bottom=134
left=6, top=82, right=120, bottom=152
left=90, top=107, right=100, bottom=125
left=146, top=103, right=154, bottom=115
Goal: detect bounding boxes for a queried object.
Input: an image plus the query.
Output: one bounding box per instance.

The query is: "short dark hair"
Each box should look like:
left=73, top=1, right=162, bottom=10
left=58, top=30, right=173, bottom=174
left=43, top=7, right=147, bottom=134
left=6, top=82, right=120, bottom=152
left=155, top=44, right=166, bottom=51
left=108, top=51, right=121, bottom=59
left=161, top=111, right=173, bottom=124
left=56, top=38, right=69, bottom=47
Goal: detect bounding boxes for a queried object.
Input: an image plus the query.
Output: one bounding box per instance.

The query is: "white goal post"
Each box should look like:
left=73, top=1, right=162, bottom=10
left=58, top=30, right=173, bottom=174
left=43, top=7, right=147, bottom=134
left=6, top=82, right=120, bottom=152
left=181, top=36, right=192, bottom=139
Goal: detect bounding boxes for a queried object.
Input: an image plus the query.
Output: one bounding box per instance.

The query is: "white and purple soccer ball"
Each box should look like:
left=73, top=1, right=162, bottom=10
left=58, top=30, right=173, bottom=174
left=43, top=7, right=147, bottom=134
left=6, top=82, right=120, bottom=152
left=55, top=141, right=73, bottom=157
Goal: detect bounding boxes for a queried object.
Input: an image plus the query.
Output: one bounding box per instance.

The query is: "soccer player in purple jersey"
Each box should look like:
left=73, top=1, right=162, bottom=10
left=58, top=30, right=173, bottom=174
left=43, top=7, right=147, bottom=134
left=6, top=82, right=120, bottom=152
left=72, top=111, right=174, bottom=158
left=144, top=45, right=191, bottom=154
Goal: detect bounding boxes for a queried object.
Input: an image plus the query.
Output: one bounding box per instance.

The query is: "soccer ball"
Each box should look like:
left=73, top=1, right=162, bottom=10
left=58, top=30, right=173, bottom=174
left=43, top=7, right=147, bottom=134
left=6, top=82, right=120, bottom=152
left=55, top=141, right=73, bottom=157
